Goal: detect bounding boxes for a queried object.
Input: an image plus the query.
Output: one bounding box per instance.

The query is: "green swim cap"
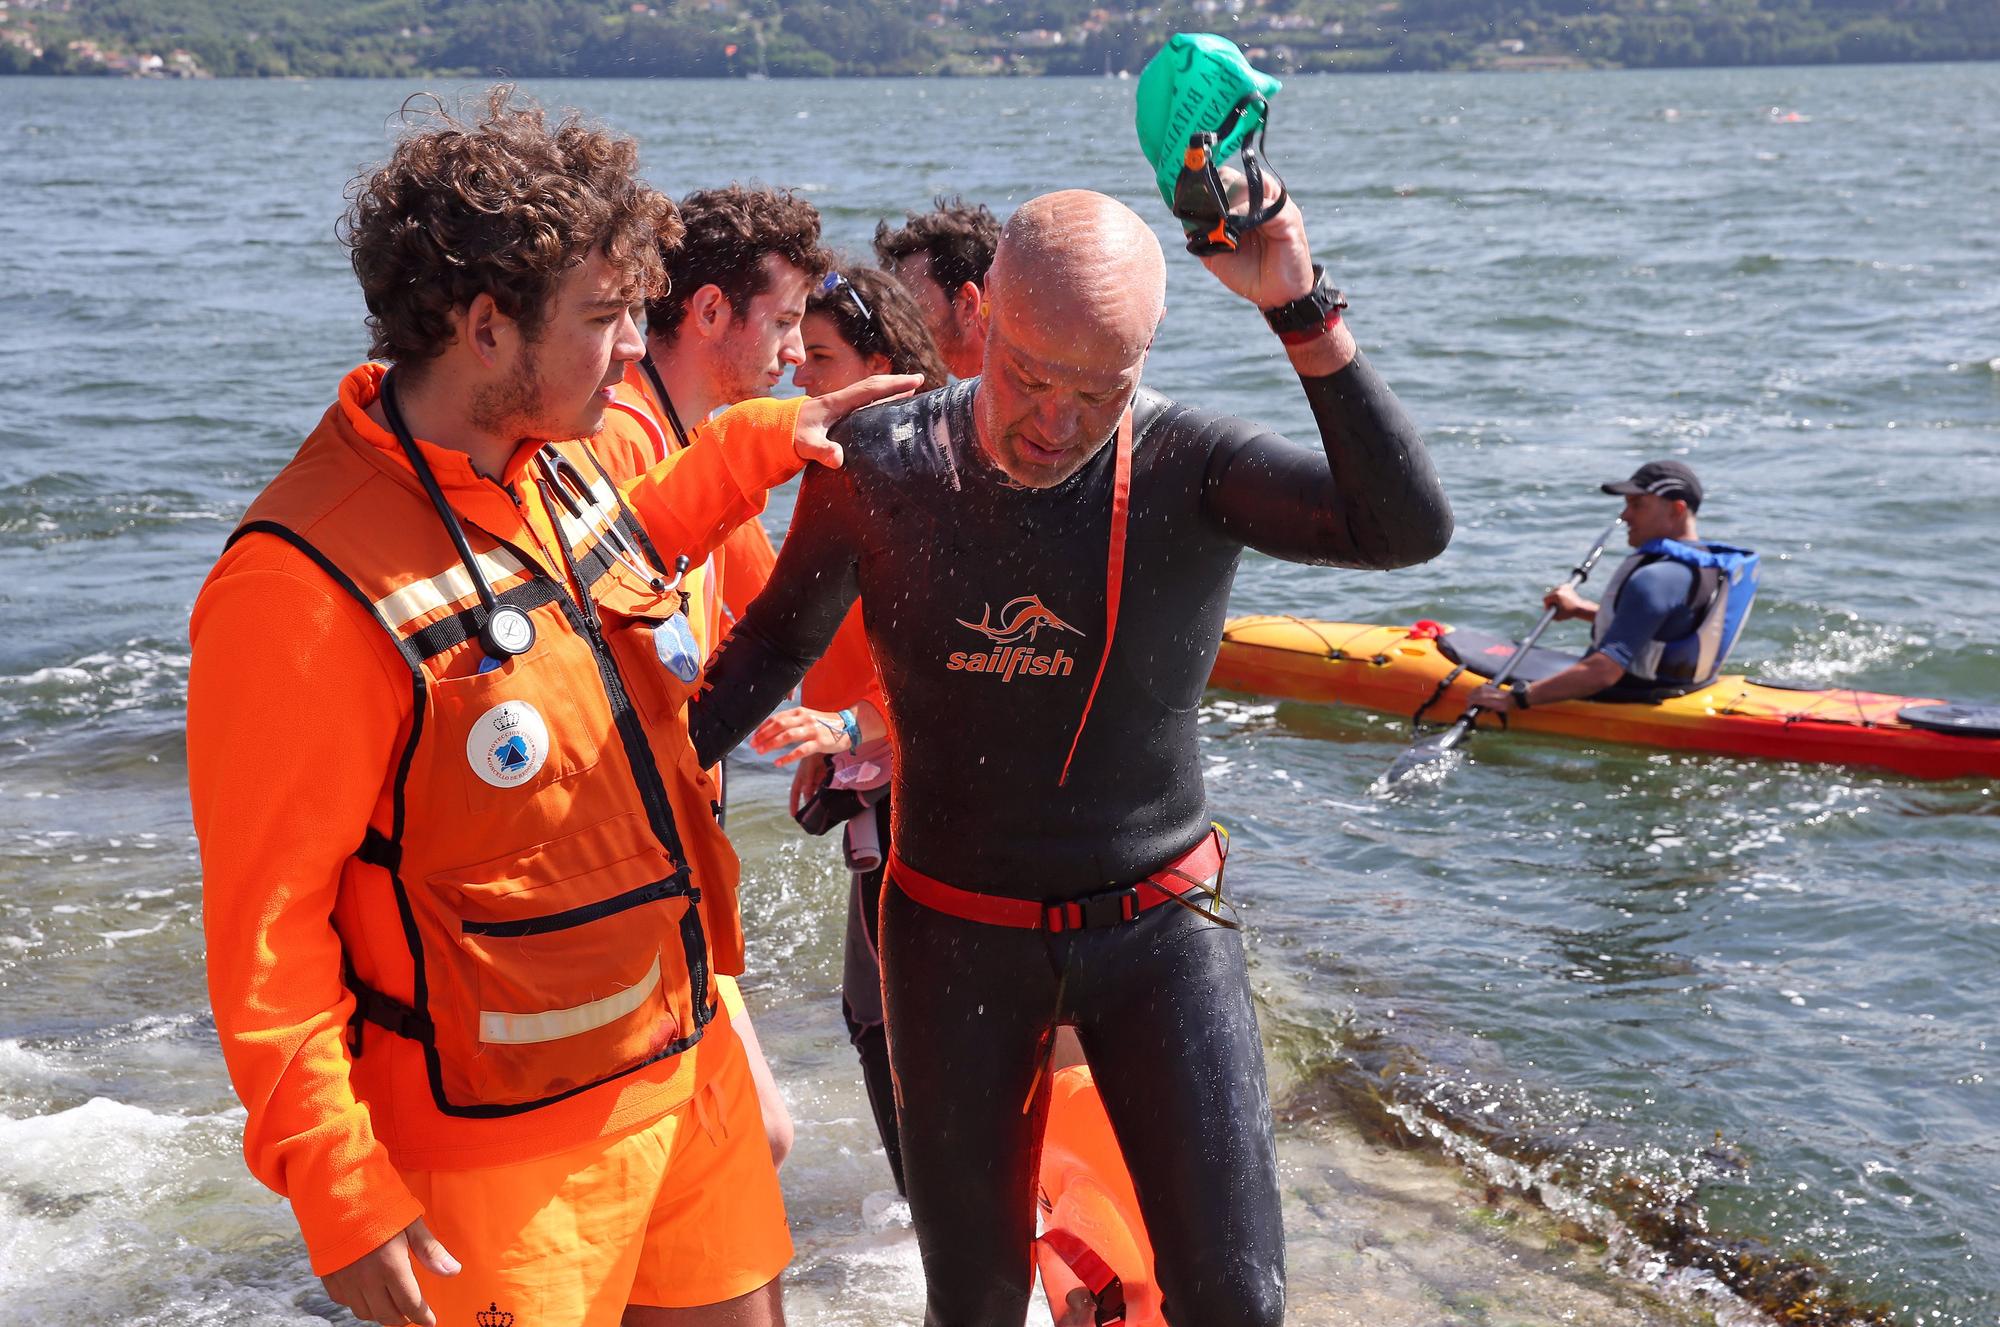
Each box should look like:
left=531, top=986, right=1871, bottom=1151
left=1135, top=34, right=1283, bottom=213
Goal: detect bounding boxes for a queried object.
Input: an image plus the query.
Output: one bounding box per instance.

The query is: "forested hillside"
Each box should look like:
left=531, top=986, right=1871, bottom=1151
left=4, top=0, right=1994, bottom=78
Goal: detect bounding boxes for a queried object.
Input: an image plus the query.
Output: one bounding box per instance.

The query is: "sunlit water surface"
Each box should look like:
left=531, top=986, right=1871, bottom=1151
left=1, top=65, right=1995, bottom=1325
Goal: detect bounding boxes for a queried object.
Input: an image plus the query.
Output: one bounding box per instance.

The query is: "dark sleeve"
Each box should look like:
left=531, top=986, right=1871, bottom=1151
left=1200, top=349, right=1452, bottom=569
left=689, top=465, right=862, bottom=768
left=1589, top=561, right=1693, bottom=669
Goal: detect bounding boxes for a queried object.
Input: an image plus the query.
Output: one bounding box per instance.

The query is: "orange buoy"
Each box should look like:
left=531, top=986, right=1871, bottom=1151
left=1035, top=1065, right=1162, bottom=1326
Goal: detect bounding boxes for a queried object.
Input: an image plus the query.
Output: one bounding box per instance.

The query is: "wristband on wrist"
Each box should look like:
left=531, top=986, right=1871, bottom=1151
left=1510, top=681, right=1532, bottom=711
left=838, top=707, right=862, bottom=751
left=1263, top=263, right=1347, bottom=345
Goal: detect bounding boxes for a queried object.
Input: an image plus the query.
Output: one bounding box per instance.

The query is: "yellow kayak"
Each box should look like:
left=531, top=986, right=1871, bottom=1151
left=1210, top=616, right=2000, bottom=780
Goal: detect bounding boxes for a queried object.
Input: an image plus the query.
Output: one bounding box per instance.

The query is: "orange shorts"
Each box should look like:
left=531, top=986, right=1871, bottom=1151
left=401, top=1019, right=791, bottom=1325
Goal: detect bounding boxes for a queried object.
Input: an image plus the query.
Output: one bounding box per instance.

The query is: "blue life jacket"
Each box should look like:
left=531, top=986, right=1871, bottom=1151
left=1589, top=538, right=1760, bottom=692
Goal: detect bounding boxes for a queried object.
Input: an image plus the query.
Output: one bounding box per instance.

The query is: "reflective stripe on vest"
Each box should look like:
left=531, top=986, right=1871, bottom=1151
left=232, top=425, right=732, bottom=1119
left=482, top=954, right=662, bottom=1045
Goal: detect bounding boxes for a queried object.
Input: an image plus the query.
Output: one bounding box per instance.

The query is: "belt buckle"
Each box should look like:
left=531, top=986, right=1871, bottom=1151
left=1048, top=884, right=1139, bottom=933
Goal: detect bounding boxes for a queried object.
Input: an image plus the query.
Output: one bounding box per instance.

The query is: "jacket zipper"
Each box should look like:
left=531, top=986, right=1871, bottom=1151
left=461, top=873, right=696, bottom=938
left=518, top=476, right=715, bottom=1023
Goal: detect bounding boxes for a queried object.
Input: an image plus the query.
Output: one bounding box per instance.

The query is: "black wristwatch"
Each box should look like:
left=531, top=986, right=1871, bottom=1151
left=1262, top=264, right=1347, bottom=343
left=1510, top=681, right=1533, bottom=710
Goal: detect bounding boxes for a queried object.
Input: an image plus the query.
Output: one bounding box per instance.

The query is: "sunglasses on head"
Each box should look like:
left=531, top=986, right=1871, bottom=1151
left=819, top=270, right=875, bottom=329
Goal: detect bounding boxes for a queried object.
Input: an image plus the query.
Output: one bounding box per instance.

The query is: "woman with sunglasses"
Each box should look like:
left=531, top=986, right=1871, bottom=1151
left=794, top=266, right=949, bottom=398
left=767, top=266, right=946, bottom=1195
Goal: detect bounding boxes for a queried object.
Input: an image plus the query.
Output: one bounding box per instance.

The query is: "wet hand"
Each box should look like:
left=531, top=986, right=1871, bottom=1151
left=794, top=374, right=925, bottom=469
left=1467, top=683, right=1518, bottom=713
left=1197, top=166, right=1316, bottom=311
left=1544, top=584, right=1589, bottom=620
left=321, top=1218, right=459, bottom=1327
left=751, top=705, right=853, bottom=768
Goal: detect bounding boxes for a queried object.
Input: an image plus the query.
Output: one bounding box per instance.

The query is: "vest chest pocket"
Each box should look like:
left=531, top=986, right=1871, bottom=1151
left=428, top=636, right=606, bottom=817
left=422, top=812, right=703, bottom=1109
left=590, top=562, right=703, bottom=733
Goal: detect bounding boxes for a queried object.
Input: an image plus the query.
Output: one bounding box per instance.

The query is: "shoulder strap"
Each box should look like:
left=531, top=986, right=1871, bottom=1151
left=1058, top=410, right=1134, bottom=788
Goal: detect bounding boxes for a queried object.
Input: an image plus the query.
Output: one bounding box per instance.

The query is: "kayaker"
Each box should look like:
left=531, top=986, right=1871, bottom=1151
left=688, top=187, right=1451, bottom=1326
left=187, top=90, right=914, bottom=1327
left=1469, top=459, right=1760, bottom=712
left=609, top=184, right=839, bottom=1172
left=873, top=196, right=1002, bottom=380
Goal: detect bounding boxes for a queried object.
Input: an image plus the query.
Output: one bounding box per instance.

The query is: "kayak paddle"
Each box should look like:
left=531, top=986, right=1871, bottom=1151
left=1380, top=518, right=1623, bottom=786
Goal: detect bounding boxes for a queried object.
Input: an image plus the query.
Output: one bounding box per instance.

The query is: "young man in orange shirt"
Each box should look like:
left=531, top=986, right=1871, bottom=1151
left=609, top=185, right=831, bottom=649
left=604, top=185, right=836, bottom=1169
left=187, top=91, right=911, bottom=1327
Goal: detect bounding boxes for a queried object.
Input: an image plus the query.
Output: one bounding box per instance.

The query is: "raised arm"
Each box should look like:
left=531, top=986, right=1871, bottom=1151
left=1192, top=189, right=1452, bottom=569
left=689, top=463, right=864, bottom=769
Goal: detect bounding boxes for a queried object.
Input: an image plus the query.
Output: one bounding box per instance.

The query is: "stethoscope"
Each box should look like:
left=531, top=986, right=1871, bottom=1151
left=380, top=368, right=687, bottom=664
left=531, top=447, right=683, bottom=597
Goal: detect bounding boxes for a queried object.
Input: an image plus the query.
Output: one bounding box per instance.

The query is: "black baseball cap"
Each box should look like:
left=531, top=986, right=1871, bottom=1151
left=1602, top=459, right=1703, bottom=512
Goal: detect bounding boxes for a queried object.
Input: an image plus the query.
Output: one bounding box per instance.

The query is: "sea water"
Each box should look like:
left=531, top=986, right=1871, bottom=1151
left=1, top=65, right=1995, bottom=1325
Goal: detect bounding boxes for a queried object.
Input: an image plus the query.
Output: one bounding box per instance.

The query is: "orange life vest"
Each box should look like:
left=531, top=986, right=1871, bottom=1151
left=607, top=368, right=725, bottom=653
left=233, top=402, right=738, bottom=1117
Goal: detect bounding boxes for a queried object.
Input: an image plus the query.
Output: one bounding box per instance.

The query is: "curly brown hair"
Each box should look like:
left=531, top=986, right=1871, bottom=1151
left=808, top=265, right=949, bottom=392
left=341, top=87, right=681, bottom=366
left=872, top=196, right=1002, bottom=296
left=646, top=185, right=832, bottom=345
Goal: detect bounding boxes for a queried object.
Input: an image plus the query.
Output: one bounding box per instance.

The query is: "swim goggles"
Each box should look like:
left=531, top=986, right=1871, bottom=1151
left=1171, top=96, right=1288, bottom=257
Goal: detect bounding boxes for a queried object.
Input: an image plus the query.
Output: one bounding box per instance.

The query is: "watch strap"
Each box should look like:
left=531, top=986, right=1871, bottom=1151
left=1263, top=263, right=1347, bottom=342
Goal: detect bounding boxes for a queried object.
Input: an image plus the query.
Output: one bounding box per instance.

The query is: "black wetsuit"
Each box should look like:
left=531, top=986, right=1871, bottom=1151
left=694, top=354, right=1450, bottom=1327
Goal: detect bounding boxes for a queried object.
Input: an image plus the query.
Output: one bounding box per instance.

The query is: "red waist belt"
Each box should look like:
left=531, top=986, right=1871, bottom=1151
left=889, top=829, right=1226, bottom=934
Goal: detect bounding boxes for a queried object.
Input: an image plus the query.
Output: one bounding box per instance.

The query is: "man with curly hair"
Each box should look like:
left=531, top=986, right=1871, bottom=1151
left=874, top=196, right=1002, bottom=380
left=606, top=185, right=837, bottom=1176
left=187, top=91, right=912, bottom=1327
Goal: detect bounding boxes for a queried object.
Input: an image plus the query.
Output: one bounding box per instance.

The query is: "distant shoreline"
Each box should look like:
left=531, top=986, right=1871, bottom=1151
left=7, top=0, right=1994, bottom=82
left=7, top=53, right=1999, bottom=81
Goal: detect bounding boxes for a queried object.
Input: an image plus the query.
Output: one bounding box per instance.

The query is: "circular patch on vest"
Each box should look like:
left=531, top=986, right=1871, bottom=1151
left=466, top=700, right=550, bottom=788
left=654, top=613, right=703, bottom=684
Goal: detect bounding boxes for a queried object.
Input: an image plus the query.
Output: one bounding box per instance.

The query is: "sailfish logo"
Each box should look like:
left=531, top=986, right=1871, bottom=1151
left=956, top=595, right=1083, bottom=646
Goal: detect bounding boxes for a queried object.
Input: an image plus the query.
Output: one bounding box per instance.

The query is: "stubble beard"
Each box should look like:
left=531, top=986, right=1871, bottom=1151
left=467, top=342, right=606, bottom=444
left=469, top=342, right=548, bottom=443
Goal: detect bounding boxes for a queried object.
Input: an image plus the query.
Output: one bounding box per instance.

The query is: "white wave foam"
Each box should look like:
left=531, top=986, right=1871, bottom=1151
left=1384, top=1098, right=1779, bottom=1327
left=0, top=1094, right=320, bottom=1324
left=1756, top=614, right=1924, bottom=687
left=0, top=639, right=191, bottom=719
left=0, top=1095, right=197, bottom=1198
left=0, top=1039, right=61, bottom=1093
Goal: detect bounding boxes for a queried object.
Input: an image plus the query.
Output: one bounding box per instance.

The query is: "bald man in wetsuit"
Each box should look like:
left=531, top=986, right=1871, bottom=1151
left=693, top=189, right=1451, bottom=1326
